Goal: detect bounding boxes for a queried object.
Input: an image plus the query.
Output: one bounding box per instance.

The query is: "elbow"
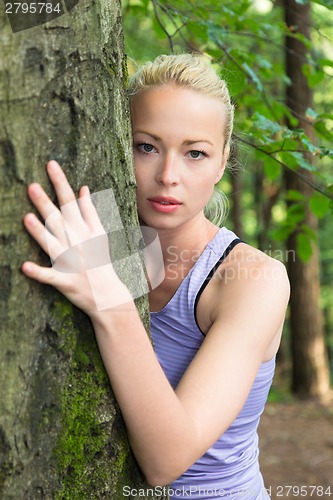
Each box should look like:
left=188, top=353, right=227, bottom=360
left=131, top=427, right=197, bottom=486
left=141, top=455, right=190, bottom=487
left=144, top=470, right=179, bottom=488
left=145, top=474, right=170, bottom=488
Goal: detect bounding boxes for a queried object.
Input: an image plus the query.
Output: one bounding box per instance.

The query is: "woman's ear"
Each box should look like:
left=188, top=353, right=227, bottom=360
left=214, top=146, right=230, bottom=184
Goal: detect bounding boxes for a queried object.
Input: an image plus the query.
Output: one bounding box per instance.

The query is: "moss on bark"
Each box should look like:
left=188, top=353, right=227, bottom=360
left=0, top=1, right=168, bottom=498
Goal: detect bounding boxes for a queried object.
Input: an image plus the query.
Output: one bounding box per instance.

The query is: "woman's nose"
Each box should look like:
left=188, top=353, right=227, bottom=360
left=155, top=154, right=180, bottom=185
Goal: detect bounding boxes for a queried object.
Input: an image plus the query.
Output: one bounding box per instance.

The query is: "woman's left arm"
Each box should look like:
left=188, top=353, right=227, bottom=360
left=90, top=254, right=290, bottom=486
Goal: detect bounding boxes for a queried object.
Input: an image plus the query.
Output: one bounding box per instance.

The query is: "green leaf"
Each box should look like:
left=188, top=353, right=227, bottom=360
left=318, top=58, right=333, bottom=69
left=253, top=113, right=284, bottom=135
left=286, top=190, right=306, bottom=202
left=287, top=32, right=311, bottom=50
left=295, top=153, right=316, bottom=171
left=186, top=20, right=208, bottom=40
left=286, top=203, right=305, bottom=225
left=319, top=147, right=333, bottom=158
left=225, top=65, right=248, bottom=95
left=278, top=151, right=316, bottom=172
left=296, top=232, right=313, bottom=262
left=314, top=120, right=333, bottom=140
left=312, top=0, right=333, bottom=9
left=305, top=108, right=318, bottom=122
left=270, top=100, right=294, bottom=122
left=241, top=63, right=263, bottom=91
left=270, top=205, right=304, bottom=242
left=299, top=134, right=321, bottom=155
left=206, top=21, right=227, bottom=45
left=270, top=224, right=294, bottom=242
left=258, top=58, right=273, bottom=71
left=317, top=113, right=333, bottom=121
left=300, top=224, right=318, bottom=242
left=263, top=157, right=281, bottom=181
left=258, top=138, right=299, bottom=155
left=302, top=64, right=325, bottom=88
left=309, top=193, right=331, bottom=218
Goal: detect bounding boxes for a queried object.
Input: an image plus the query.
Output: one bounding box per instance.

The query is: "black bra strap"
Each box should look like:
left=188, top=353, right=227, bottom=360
left=194, top=238, right=244, bottom=336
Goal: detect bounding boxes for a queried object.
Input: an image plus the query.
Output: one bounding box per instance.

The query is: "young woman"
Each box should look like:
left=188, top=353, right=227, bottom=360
left=22, top=54, right=290, bottom=499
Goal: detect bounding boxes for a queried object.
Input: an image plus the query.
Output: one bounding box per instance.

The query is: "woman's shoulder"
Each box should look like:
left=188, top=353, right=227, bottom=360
left=213, top=241, right=290, bottom=315
left=221, top=241, right=288, bottom=280
left=196, top=241, right=290, bottom=335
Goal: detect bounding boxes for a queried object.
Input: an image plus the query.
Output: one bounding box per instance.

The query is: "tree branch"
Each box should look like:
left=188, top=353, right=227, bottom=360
left=234, top=133, right=333, bottom=199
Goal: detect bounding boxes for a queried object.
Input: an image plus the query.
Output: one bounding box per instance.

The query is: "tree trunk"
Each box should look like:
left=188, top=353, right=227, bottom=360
left=283, top=0, right=330, bottom=399
left=0, top=2, right=167, bottom=498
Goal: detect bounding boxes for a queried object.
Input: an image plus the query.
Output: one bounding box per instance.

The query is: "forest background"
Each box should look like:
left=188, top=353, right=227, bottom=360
left=0, top=0, right=332, bottom=498
left=123, top=0, right=333, bottom=401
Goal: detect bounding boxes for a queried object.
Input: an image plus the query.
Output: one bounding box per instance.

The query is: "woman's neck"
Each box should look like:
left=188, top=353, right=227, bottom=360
left=156, top=217, right=219, bottom=268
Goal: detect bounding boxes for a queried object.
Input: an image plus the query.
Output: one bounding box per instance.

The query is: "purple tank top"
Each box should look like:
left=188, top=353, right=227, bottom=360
left=150, top=227, right=273, bottom=499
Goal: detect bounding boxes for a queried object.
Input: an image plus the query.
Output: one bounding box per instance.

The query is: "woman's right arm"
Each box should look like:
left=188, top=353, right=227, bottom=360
left=22, top=161, right=196, bottom=485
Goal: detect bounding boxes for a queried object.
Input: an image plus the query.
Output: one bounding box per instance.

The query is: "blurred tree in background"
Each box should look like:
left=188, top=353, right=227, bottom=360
left=283, top=0, right=330, bottom=398
left=123, top=0, right=333, bottom=399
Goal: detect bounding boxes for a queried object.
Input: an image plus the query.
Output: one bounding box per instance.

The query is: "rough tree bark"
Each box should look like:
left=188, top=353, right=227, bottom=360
left=0, top=1, right=167, bottom=498
left=283, top=0, right=330, bottom=399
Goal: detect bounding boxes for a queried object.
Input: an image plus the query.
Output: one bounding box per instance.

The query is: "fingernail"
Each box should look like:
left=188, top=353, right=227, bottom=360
left=28, top=184, right=41, bottom=197
left=27, top=214, right=37, bottom=226
left=48, top=160, right=59, bottom=171
left=22, top=262, right=32, bottom=273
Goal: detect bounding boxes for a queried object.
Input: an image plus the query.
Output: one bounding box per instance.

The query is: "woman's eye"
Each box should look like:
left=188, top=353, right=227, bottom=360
left=136, top=143, right=156, bottom=154
left=188, top=150, right=207, bottom=159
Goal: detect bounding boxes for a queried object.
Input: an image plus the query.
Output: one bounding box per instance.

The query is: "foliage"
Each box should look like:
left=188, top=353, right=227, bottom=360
left=123, top=0, right=333, bottom=236
left=122, top=0, right=333, bottom=376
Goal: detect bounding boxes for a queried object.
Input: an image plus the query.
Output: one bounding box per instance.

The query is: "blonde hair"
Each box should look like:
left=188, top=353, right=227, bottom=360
left=128, top=53, right=234, bottom=226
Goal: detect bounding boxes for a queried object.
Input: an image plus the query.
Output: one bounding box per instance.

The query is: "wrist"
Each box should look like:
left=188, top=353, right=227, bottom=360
left=90, top=295, right=137, bottom=320
left=86, top=264, right=136, bottom=321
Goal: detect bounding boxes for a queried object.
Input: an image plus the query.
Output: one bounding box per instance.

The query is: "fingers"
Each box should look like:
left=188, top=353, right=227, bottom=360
left=78, top=186, right=105, bottom=235
left=46, top=161, right=88, bottom=242
left=27, top=162, right=88, bottom=245
left=46, top=160, right=76, bottom=208
left=25, top=160, right=107, bottom=259
left=23, top=212, right=66, bottom=261
left=27, top=184, right=68, bottom=246
left=27, top=182, right=60, bottom=223
left=21, top=261, right=56, bottom=285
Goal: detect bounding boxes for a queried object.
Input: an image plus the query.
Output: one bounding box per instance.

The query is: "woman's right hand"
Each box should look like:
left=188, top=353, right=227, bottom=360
left=22, top=160, right=132, bottom=317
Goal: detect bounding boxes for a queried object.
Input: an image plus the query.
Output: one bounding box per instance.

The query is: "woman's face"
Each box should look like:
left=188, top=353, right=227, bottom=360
left=131, top=84, right=227, bottom=231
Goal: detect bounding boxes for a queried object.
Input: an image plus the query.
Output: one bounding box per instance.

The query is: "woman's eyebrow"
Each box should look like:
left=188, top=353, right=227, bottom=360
left=133, top=130, right=161, bottom=141
left=183, top=139, right=214, bottom=146
left=133, top=131, right=213, bottom=147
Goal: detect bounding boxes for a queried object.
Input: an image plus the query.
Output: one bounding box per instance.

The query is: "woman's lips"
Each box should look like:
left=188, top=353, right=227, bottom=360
left=148, top=197, right=182, bottom=213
